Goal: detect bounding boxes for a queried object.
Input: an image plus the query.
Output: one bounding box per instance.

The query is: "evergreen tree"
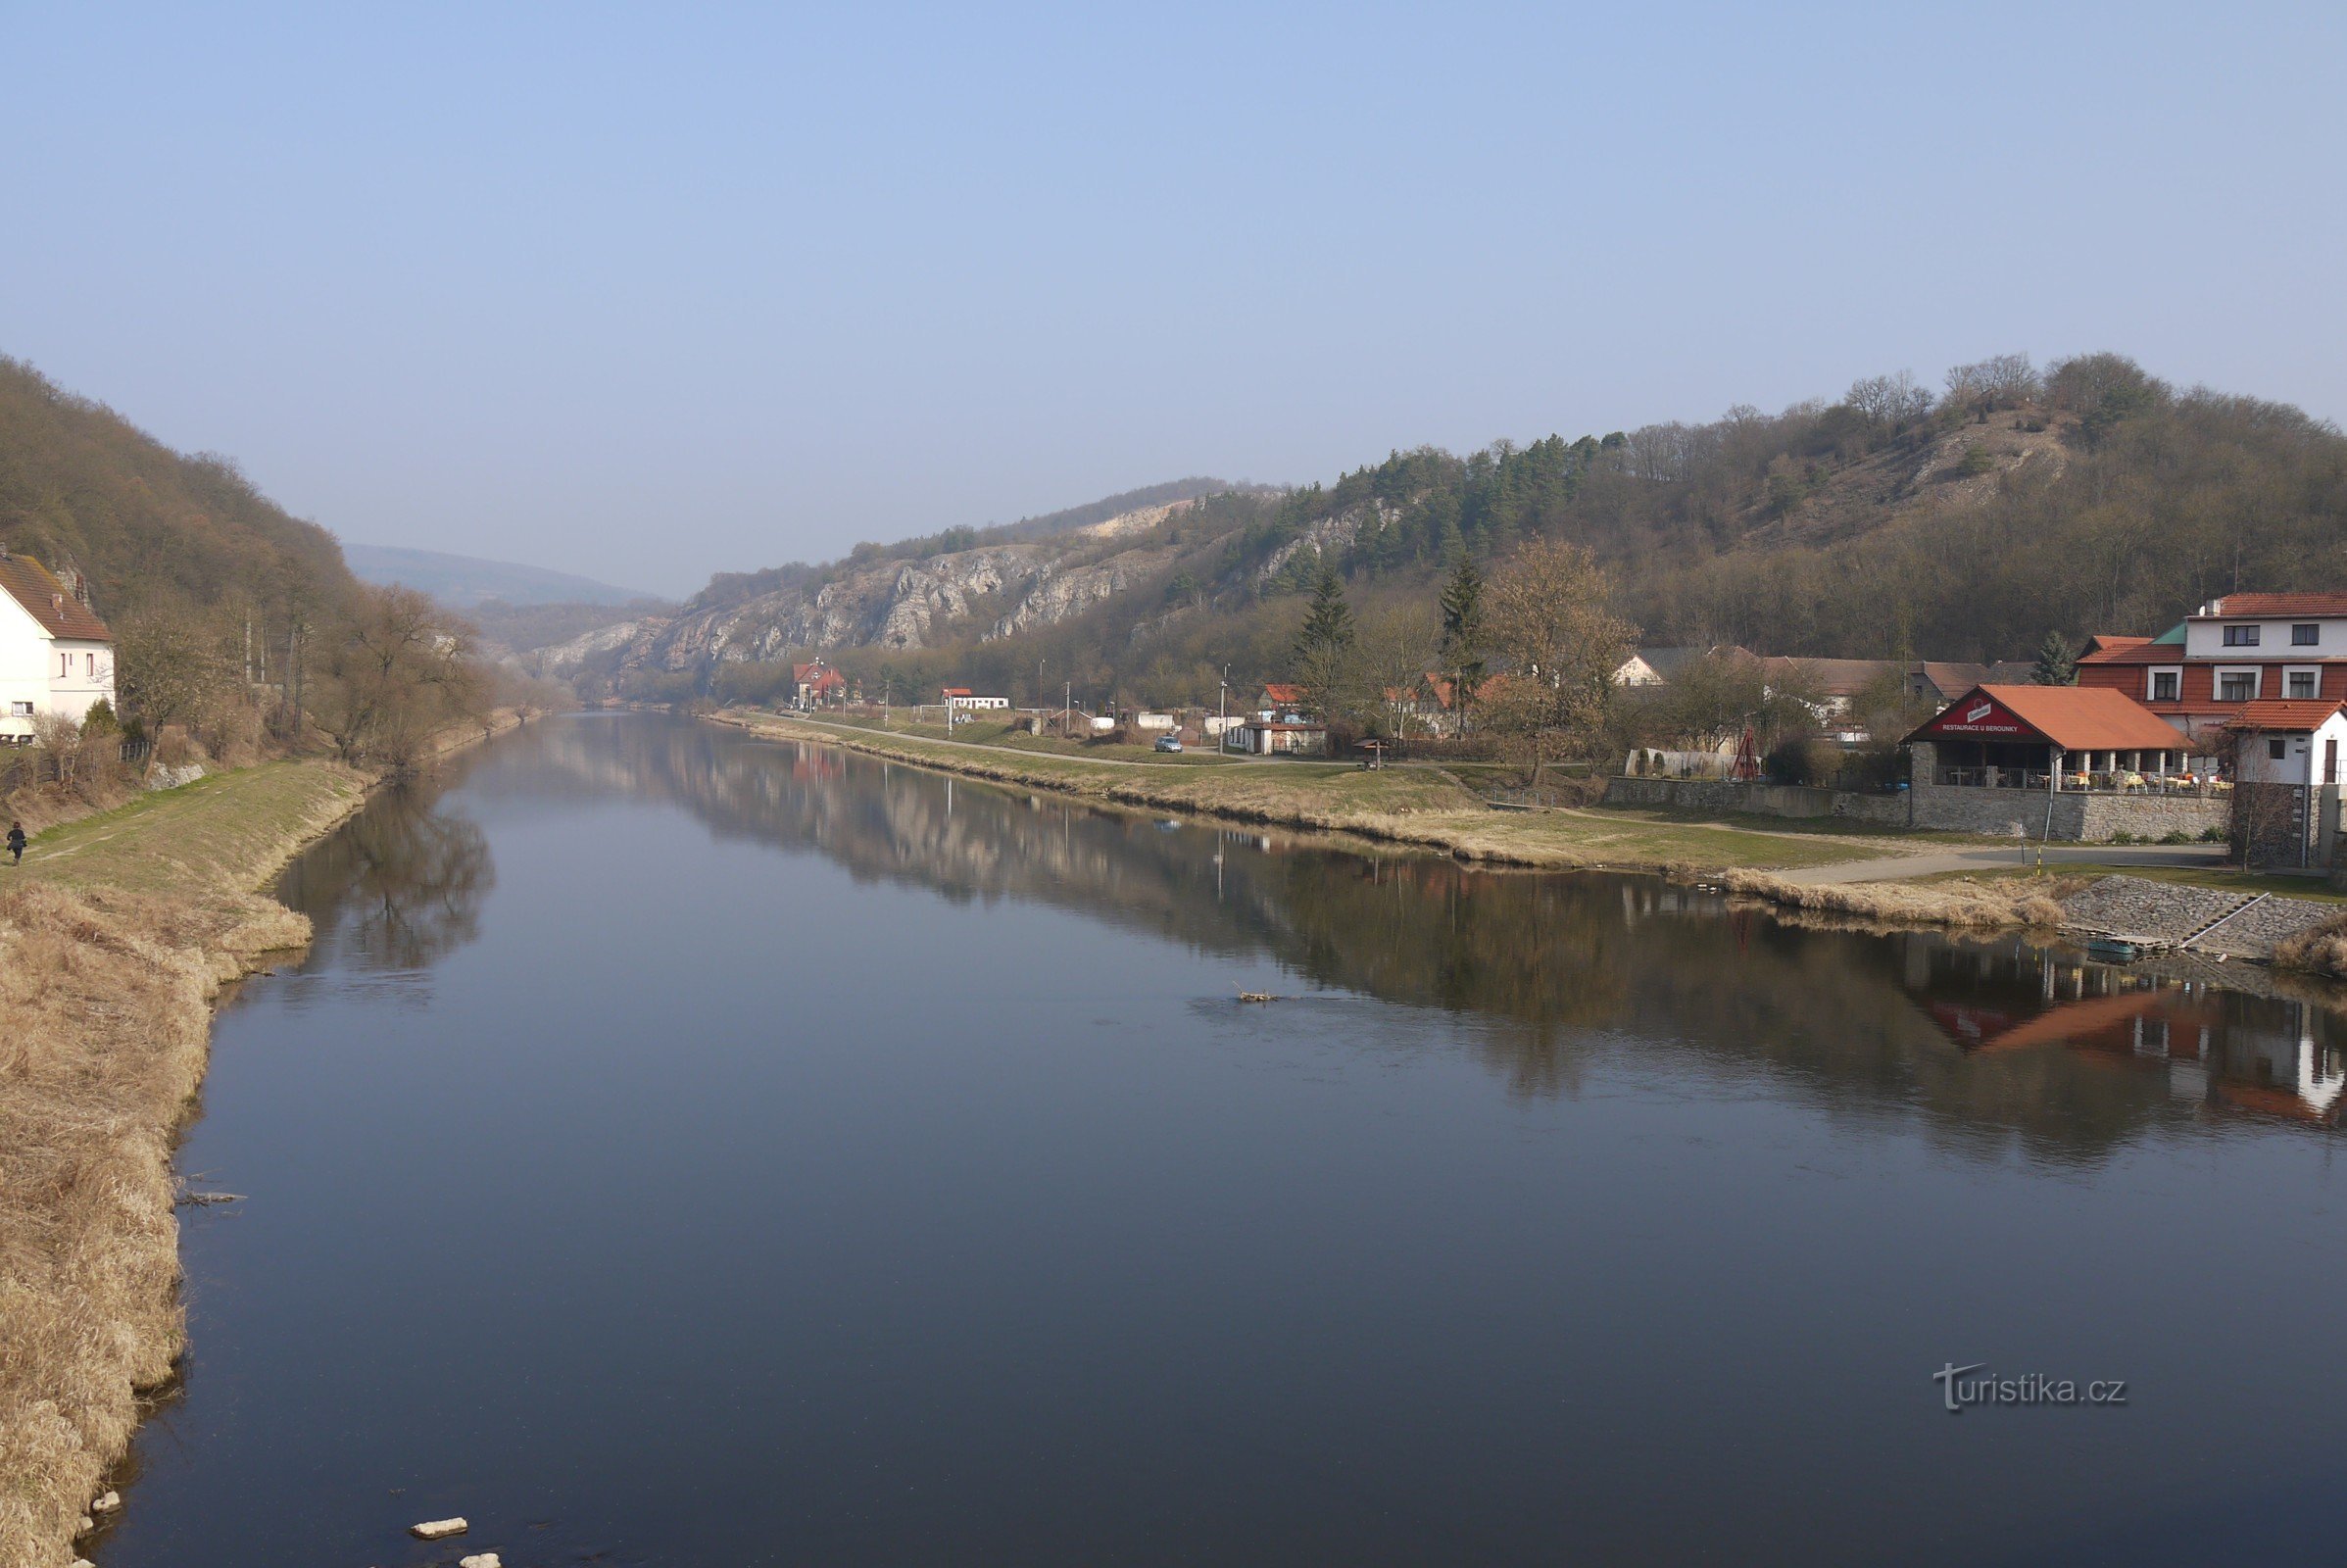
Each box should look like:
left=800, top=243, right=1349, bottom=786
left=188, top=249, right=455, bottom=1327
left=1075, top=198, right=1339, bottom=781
left=1292, top=558, right=1357, bottom=716
left=2031, top=630, right=2078, bottom=685
left=1438, top=541, right=1486, bottom=733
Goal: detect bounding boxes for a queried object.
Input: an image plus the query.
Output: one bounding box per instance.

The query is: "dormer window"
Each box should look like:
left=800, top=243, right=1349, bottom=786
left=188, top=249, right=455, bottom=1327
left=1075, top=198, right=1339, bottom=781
left=2223, top=624, right=2260, bottom=647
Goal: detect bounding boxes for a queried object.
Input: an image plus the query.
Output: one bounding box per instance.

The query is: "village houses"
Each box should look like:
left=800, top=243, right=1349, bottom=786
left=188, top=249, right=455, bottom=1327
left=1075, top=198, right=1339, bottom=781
left=0, top=549, right=115, bottom=746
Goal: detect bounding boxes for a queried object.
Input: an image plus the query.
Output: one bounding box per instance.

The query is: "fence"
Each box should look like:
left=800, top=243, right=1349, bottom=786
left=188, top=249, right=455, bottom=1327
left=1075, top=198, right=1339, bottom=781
left=0, top=734, right=154, bottom=796
left=1932, top=766, right=2227, bottom=798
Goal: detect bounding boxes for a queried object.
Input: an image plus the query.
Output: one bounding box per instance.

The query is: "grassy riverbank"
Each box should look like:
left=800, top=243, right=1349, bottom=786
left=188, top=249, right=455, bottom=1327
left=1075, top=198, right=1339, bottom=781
left=0, top=712, right=520, bottom=1565
left=715, top=709, right=1893, bottom=874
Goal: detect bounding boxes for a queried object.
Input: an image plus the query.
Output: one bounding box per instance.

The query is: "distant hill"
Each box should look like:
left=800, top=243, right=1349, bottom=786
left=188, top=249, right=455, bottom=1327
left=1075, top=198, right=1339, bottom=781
left=342, top=543, right=653, bottom=609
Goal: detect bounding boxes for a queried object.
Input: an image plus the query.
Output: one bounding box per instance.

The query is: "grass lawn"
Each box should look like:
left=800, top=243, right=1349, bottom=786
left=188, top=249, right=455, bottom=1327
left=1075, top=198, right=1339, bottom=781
left=732, top=710, right=1881, bottom=873
left=20, top=760, right=367, bottom=899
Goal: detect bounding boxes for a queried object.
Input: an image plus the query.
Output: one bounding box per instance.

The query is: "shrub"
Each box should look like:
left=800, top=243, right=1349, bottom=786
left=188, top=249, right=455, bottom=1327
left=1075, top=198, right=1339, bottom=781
left=2107, top=831, right=2137, bottom=846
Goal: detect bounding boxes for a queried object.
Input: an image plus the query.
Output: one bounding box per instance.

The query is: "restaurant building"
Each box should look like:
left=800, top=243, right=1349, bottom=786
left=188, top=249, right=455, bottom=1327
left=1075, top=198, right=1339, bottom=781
left=1902, top=684, right=2228, bottom=841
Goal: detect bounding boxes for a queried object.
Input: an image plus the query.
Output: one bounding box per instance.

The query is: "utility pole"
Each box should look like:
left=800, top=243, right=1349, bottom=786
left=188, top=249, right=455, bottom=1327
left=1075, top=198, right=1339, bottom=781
left=1063, top=680, right=1071, bottom=741
left=1219, top=665, right=1229, bottom=753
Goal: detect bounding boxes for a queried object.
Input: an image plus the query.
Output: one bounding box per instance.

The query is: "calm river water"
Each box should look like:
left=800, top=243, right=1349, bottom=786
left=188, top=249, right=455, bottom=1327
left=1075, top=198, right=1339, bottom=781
left=100, top=712, right=2347, bottom=1565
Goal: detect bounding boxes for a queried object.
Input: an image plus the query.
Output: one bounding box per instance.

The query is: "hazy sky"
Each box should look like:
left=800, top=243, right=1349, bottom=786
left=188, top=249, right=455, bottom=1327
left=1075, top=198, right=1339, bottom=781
left=5, top=3, right=2342, bottom=598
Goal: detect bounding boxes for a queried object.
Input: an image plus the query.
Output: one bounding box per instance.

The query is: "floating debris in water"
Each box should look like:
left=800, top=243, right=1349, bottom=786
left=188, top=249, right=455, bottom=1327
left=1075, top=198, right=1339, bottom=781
left=90, top=1492, right=119, bottom=1514
left=460, top=1555, right=502, bottom=1568
left=1237, top=992, right=1276, bottom=1004
left=411, top=1517, right=469, bottom=1540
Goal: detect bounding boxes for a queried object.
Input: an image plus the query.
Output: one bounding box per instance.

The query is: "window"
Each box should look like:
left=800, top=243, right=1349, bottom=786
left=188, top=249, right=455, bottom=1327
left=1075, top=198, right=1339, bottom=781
left=2149, top=668, right=2180, bottom=702
left=2271, top=738, right=2288, bottom=760
left=84, top=652, right=94, bottom=676
left=2224, top=624, right=2261, bottom=647
left=2286, top=668, right=2320, bottom=699
left=2294, top=623, right=2322, bottom=646
left=57, top=653, right=68, bottom=677
left=8, top=702, right=29, bottom=717
left=2219, top=669, right=2259, bottom=701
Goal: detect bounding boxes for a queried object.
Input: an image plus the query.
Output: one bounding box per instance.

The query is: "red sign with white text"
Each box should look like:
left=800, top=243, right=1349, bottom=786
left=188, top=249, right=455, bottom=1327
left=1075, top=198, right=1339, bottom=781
left=1918, top=693, right=2032, bottom=739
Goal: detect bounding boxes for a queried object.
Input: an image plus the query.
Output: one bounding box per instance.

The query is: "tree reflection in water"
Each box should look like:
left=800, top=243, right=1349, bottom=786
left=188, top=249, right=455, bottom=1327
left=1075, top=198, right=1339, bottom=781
left=277, top=781, right=493, bottom=974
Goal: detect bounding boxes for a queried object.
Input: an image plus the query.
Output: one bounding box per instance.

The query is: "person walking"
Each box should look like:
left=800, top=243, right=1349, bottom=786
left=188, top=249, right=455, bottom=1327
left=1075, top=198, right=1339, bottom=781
left=5, top=820, right=24, bottom=867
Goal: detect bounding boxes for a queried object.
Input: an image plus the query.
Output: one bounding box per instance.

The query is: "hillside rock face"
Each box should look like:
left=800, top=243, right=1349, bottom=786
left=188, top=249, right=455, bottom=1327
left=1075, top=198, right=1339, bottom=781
left=602, top=504, right=1198, bottom=675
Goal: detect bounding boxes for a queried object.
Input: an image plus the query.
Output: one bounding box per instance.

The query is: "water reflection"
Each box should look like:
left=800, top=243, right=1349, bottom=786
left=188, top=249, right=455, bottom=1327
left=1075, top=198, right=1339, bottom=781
left=350, top=714, right=2347, bottom=1151
left=278, top=781, right=494, bottom=977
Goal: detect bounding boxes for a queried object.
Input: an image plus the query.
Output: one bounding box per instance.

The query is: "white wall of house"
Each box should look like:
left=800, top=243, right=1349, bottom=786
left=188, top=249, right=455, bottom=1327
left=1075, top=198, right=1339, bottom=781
left=2234, top=710, right=2347, bottom=785
left=2185, top=613, right=2347, bottom=661
left=47, top=636, right=115, bottom=723
left=0, top=596, right=114, bottom=742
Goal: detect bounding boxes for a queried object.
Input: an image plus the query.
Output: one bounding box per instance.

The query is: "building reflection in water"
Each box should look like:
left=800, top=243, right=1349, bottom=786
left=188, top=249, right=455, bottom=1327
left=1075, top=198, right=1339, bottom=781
left=1906, top=940, right=2347, bottom=1125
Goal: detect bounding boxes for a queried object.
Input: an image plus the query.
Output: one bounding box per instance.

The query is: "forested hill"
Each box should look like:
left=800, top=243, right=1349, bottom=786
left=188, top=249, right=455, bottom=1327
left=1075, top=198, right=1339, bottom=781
left=579, top=352, right=2347, bottom=709
left=0, top=356, right=357, bottom=623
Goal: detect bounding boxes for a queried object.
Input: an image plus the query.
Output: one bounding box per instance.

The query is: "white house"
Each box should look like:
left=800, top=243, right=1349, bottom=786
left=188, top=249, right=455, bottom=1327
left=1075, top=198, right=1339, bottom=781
left=2226, top=699, right=2347, bottom=787
left=0, top=551, right=115, bottom=746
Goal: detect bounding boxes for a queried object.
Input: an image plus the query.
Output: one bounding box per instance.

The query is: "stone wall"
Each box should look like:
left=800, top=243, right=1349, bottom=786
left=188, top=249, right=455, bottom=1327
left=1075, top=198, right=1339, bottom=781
left=1907, top=743, right=2228, bottom=842
left=1602, top=776, right=1910, bottom=824
left=2232, top=781, right=2326, bottom=867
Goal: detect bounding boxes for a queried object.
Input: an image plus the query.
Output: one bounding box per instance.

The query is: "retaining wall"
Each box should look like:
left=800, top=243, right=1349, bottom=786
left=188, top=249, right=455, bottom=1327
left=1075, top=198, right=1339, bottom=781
left=1603, top=775, right=1909, bottom=824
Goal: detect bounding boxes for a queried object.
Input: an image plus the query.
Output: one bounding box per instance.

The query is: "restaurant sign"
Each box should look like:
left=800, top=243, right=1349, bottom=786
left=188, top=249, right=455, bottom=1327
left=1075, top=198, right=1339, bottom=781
left=1920, top=693, right=2032, bottom=739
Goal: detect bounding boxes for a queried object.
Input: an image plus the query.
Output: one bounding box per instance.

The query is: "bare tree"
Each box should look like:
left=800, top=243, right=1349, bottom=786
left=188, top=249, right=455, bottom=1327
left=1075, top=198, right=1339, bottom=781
left=1480, top=539, right=1638, bottom=787
left=1845, top=370, right=1931, bottom=429
left=310, top=586, right=486, bottom=769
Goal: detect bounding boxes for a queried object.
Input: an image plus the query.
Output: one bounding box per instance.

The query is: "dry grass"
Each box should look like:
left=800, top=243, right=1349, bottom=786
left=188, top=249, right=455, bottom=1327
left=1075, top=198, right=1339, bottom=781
left=0, top=882, right=308, bottom=1562
left=1717, top=869, right=2080, bottom=931
left=0, top=759, right=382, bottom=1566
left=2274, top=913, right=2347, bottom=980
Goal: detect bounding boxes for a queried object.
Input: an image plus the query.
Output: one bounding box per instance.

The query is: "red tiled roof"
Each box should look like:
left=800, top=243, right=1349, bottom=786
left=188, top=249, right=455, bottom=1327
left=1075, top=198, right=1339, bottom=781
left=2194, top=593, right=2347, bottom=618
left=0, top=555, right=111, bottom=642
left=2078, top=636, right=2157, bottom=664
left=940, top=686, right=972, bottom=697
left=2223, top=699, right=2347, bottom=731
left=1260, top=683, right=1305, bottom=703
left=1908, top=684, right=2186, bottom=751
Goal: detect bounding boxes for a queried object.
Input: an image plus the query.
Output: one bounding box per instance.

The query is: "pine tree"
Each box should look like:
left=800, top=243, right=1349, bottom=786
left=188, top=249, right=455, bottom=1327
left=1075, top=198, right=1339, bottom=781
left=1438, top=542, right=1486, bottom=733
left=2031, top=630, right=2078, bottom=686
left=1292, top=558, right=1357, bottom=717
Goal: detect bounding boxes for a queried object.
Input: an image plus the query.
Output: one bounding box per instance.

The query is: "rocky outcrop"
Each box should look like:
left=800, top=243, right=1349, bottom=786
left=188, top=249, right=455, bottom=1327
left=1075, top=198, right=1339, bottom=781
left=613, top=502, right=1197, bottom=674
left=986, top=547, right=1178, bottom=641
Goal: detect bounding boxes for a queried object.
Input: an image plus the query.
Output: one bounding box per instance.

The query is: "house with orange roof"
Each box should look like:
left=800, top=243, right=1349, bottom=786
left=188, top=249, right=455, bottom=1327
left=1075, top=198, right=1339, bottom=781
left=2078, top=594, right=2347, bottom=760
left=791, top=659, right=849, bottom=709
left=0, top=548, right=115, bottom=745
left=1902, top=683, right=2231, bottom=840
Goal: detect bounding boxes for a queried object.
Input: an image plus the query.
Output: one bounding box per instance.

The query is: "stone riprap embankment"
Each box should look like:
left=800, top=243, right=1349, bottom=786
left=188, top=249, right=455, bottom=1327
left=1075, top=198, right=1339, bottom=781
left=2058, top=875, right=2337, bottom=959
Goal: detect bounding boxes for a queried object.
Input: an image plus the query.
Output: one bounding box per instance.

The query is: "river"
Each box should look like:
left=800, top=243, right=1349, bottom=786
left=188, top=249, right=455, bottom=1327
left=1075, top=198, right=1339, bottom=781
left=97, top=711, right=2347, bottom=1565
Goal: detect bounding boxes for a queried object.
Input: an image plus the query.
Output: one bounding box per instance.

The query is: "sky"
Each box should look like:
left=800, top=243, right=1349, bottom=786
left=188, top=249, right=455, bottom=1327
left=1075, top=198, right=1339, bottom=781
left=4, top=3, right=2343, bottom=599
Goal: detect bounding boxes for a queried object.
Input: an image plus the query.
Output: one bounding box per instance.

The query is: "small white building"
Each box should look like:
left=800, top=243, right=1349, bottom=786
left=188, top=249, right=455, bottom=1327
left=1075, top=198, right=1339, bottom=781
left=0, top=552, right=116, bottom=745
left=2227, top=700, right=2347, bottom=787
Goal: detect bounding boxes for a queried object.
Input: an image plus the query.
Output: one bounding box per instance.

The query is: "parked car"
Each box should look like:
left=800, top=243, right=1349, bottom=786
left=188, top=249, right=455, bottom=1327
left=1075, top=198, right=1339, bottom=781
left=1153, top=735, right=1184, bottom=753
